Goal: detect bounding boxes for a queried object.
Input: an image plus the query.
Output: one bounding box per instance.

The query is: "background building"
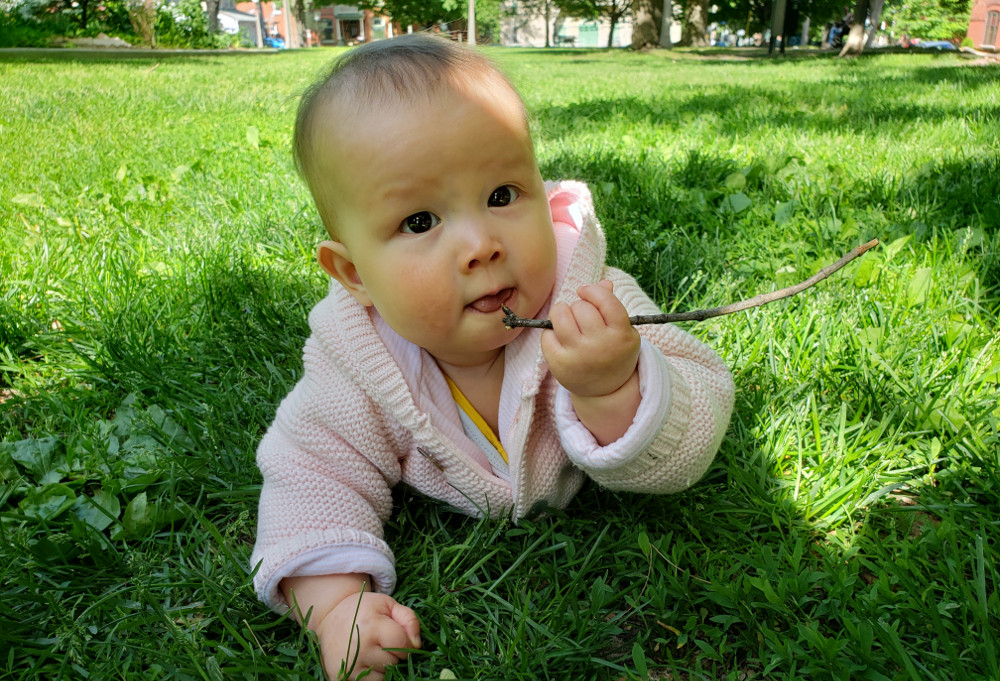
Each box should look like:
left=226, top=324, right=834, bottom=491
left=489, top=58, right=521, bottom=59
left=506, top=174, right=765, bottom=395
left=500, top=2, right=634, bottom=47
left=968, top=0, right=999, bottom=49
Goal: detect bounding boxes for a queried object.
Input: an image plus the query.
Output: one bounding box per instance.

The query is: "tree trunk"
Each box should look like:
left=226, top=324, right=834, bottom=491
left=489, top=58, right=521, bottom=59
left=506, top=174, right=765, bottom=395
left=607, top=13, right=619, bottom=47
left=659, top=0, right=673, bottom=47
left=865, top=0, right=884, bottom=47
left=838, top=0, right=869, bottom=55
left=254, top=0, right=265, bottom=47
left=681, top=0, right=709, bottom=46
left=768, top=0, right=786, bottom=54
left=467, top=0, right=476, bottom=45
left=544, top=0, right=550, bottom=47
left=205, top=0, right=220, bottom=34
left=631, top=0, right=660, bottom=49
left=127, top=0, right=156, bottom=46
left=292, top=0, right=309, bottom=47
left=553, top=13, right=565, bottom=45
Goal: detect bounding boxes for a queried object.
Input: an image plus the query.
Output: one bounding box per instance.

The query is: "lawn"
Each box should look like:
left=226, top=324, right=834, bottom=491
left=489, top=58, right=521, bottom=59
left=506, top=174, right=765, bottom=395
left=1, top=46, right=998, bottom=680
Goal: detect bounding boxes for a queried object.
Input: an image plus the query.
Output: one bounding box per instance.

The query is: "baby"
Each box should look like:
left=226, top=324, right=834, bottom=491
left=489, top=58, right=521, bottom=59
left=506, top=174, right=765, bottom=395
left=251, top=34, right=735, bottom=680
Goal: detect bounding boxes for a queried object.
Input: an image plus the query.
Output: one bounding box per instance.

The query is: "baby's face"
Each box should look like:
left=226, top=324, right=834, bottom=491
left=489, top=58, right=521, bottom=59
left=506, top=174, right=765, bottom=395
left=314, top=81, right=557, bottom=369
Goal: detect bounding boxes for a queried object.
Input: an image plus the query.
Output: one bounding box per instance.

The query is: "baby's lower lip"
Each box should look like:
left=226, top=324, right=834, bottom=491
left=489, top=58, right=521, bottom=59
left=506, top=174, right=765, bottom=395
left=468, top=288, right=514, bottom=313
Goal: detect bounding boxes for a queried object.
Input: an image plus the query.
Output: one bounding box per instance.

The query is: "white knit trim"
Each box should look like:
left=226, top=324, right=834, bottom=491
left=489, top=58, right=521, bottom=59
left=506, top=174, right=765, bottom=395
left=555, top=338, right=672, bottom=469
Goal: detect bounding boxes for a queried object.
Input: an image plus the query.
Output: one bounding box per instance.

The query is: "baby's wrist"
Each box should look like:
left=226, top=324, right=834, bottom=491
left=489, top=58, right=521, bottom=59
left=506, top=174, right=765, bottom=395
left=568, top=356, right=638, bottom=400
left=571, top=368, right=641, bottom=446
left=281, top=573, right=372, bottom=632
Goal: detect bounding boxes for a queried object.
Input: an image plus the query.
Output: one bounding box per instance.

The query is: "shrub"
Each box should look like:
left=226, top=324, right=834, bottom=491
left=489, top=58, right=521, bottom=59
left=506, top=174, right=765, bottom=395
left=0, top=0, right=237, bottom=47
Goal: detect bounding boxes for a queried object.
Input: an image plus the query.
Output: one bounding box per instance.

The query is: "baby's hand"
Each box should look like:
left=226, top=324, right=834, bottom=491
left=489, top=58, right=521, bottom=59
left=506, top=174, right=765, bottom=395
left=317, top=592, right=421, bottom=681
left=542, top=280, right=640, bottom=398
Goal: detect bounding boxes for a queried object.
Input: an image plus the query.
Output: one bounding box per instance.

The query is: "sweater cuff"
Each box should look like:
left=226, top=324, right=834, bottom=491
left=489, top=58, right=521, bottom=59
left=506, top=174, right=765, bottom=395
left=258, top=544, right=397, bottom=614
left=555, top=338, right=672, bottom=469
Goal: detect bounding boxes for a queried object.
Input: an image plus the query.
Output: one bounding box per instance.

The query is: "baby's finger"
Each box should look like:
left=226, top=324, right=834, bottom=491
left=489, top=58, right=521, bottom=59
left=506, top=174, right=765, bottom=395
left=547, top=301, right=581, bottom=343
left=388, top=602, right=422, bottom=651
left=576, top=282, right=630, bottom=328
left=568, top=298, right=606, bottom=334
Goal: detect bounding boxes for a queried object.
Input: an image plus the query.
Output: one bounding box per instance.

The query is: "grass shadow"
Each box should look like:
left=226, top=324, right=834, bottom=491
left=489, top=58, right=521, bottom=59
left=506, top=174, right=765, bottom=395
left=535, top=73, right=1000, bottom=141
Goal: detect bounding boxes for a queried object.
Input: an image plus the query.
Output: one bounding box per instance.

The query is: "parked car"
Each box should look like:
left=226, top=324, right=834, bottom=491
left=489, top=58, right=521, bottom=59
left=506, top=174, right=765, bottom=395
left=264, top=36, right=286, bottom=49
left=919, top=40, right=957, bottom=50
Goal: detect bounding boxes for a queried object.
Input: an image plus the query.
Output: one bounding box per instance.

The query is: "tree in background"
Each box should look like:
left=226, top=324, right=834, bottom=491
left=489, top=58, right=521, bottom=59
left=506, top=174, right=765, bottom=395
left=839, top=0, right=876, bottom=53
left=838, top=0, right=970, bottom=54
left=709, top=0, right=841, bottom=45
left=204, top=0, right=220, bottom=34
left=127, top=0, right=155, bottom=44
left=0, top=0, right=233, bottom=45
left=474, top=0, right=503, bottom=40
left=887, top=0, right=970, bottom=40
left=504, top=0, right=560, bottom=46
left=555, top=0, right=633, bottom=47
left=365, top=0, right=464, bottom=29
left=680, top=0, right=709, bottom=43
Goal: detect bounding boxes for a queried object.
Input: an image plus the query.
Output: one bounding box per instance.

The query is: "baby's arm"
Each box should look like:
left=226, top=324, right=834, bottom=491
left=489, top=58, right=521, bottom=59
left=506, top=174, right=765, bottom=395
left=545, top=266, right=734, bottom=494
left=541, top=279, right=642, bottom=444
left=282, top=573, right=420, bottom=681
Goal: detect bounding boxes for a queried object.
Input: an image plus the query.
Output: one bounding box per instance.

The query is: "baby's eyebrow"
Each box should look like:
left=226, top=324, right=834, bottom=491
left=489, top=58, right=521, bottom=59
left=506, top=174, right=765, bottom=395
left=377, top=180, right=436, bottom=205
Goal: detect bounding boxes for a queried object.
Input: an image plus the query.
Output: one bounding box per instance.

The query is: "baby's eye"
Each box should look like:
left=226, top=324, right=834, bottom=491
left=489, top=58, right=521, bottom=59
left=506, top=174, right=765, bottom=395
left=487, top=186, right=519, bottom=207
left=401, top=211, right=440, bottom=234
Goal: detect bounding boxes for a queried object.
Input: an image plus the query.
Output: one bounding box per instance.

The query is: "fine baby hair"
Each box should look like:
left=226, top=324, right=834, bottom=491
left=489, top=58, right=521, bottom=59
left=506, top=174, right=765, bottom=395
left=293, top=33, right=528, bottom=239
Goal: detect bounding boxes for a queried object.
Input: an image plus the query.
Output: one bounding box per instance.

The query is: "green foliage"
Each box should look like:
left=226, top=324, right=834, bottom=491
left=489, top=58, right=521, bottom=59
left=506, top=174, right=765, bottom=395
left=155, top=0, right=238, bottom=48
left=556, top=0, right=631, bottom=24
left=360, top=0, right=463, bottom=30
left=0, top=8, right=58, bottom=46
left=0, top=0, right=237, bottom=48
left=474, top=0, right=503, bottom=42
left=888, top=0, right=972, bottom=40
left=2, top=48, right=999, bottom=680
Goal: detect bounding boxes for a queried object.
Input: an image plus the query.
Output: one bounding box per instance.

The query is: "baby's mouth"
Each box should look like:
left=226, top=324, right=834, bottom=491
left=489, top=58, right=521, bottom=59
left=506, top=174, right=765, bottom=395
left=468, top=288, right=514, bottom=314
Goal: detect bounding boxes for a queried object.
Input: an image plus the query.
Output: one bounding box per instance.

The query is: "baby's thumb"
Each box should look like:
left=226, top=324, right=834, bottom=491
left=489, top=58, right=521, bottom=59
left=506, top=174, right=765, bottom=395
left=598, top=279, right=614, bottom=291
left=389, top=601, right=421, bottom=648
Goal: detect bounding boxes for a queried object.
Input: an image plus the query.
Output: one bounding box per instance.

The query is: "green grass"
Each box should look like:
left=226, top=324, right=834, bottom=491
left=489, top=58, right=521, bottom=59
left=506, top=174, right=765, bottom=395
left=1, top=47, right=998, bottom=680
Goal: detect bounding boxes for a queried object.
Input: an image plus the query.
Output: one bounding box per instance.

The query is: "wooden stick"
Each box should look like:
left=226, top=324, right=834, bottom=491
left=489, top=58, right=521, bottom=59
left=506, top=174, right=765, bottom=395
left=502, top=238, right=880, bottom=330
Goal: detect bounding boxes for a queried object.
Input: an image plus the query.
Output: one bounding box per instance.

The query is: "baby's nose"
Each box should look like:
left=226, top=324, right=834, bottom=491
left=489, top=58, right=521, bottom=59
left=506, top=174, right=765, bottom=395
left=466, top=246, right=503, bottom=270
left=460, top=225, right=505, bottom=271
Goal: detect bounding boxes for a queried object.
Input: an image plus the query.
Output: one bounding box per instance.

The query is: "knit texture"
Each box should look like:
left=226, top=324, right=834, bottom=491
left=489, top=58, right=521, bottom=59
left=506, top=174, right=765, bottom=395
left=251, top=181, right=735, bottom=611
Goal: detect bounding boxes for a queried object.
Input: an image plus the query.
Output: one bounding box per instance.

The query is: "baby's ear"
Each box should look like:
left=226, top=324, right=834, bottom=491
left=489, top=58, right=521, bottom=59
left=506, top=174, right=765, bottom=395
left=317, top=241, right=372, bottom=307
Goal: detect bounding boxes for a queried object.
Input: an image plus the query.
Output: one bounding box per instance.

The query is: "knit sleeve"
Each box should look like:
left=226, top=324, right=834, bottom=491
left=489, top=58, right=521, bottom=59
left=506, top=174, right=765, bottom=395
left=557, top=266, right=735, bottom=494
left=250, top=342, right=404, bottom=613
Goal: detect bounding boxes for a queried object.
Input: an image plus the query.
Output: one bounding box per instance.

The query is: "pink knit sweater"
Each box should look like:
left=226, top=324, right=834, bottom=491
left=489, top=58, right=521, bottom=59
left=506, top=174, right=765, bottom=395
left=251, top=181, right=735, bottom=611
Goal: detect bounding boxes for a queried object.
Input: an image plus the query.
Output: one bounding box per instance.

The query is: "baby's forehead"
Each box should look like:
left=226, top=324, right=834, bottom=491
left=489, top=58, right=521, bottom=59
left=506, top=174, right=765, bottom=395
left=333, top=66, right=522, bottom=115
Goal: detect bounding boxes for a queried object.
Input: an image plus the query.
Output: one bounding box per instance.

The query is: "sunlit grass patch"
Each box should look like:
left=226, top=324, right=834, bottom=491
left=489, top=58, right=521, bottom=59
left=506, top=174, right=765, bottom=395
left=2, top=47, right=998, bottom=679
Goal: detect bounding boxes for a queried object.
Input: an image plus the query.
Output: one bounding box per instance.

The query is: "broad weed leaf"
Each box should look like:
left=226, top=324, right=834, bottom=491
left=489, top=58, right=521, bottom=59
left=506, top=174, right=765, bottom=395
left=884, top=234, right=911, bottom=263
left=723, top=172, right=747, bottom=191
left=774, top=200, right=796, bottom=226
left=19, top=483, right=76, bottom=520
left=122, top=491, right=155, bottom=537
left=907, top=267, right=932, bottom=307
left=853, top=256, right=881, bottom=287
left=632, top=641, right=649, bottom=679
left=637, top=531, right=651, bottom=557
left=722, top=192, right=752, bottom=214
left=74, top=489, right=121, bottom=531
left=9, top=437, right=65, bottom=484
